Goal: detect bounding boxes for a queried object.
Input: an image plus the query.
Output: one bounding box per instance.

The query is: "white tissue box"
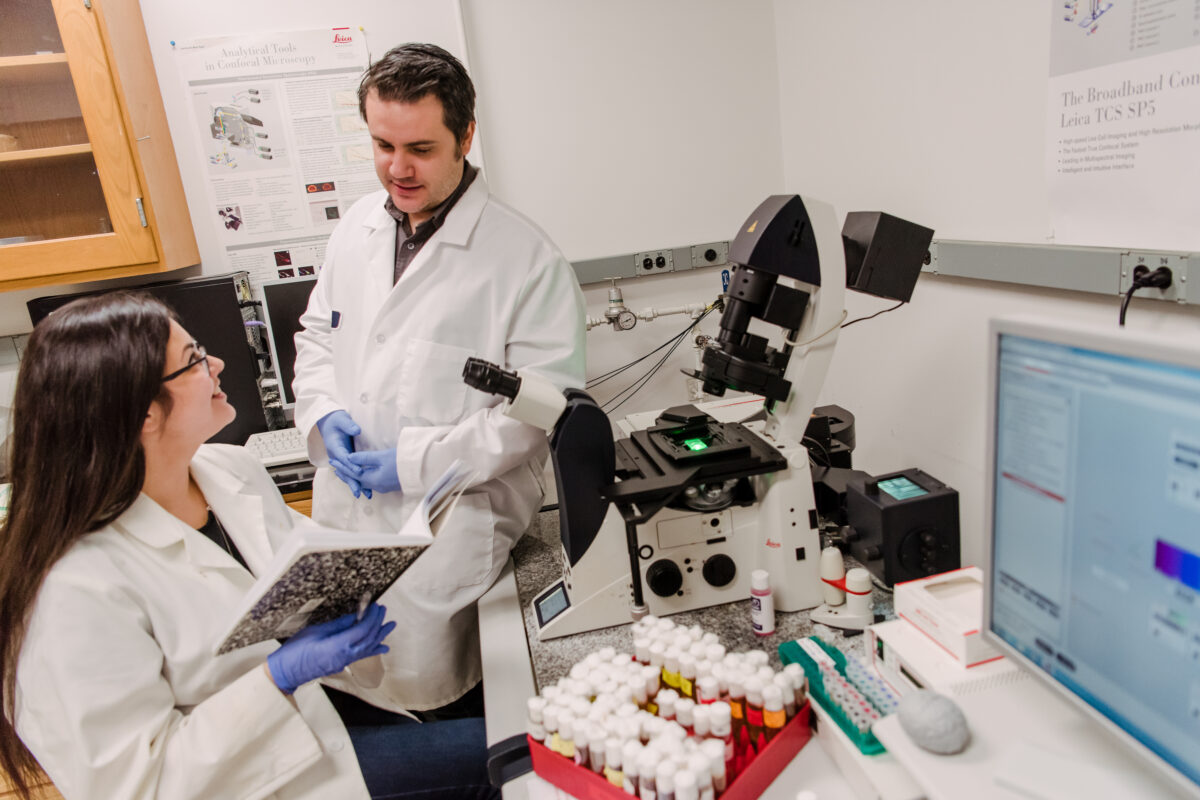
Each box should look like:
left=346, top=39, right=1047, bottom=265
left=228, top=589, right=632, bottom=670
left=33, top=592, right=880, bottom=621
left=893, top=567, right=999, bottom=667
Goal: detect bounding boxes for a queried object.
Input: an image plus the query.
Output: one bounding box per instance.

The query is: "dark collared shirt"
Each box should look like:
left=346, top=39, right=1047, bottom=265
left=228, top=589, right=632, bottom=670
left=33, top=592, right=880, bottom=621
left=383, top=161, right=478, bottom=285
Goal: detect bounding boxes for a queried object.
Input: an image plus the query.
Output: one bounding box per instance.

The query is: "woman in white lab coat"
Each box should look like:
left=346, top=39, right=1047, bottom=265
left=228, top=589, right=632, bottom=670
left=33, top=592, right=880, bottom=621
left=0, top=293, right=498, bottom=800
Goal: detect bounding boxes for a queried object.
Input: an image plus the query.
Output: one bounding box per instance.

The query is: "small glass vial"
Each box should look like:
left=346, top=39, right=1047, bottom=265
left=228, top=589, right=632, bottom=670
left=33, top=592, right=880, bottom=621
left=544, top=705, right=561, bottom=755
left=558, top=714, right=576, bottom=760
left=623, top=740, right=642, bottom=795
left=763, top=684, right=787, bottom=743
left=675, top=697, right=696, bottom=736
left=656, top=689, right=678, bottom=722
left=692, top=703, right=711, bottom=739
left=688, top=753, right=715, bottom=800
left=783, top=663, right=808, bottom=708
left=588, top=723, right=607, bottom=773
left=708, top=702, right=736, bottom=780
left=773, top=672, right=797, bottom=719
left=695, top=675, right=720, bottom=705
left=663, top=648, right=682, bottom=691
left=655, top=761, right=676, bottom=800
left=679, top=653, right=697, bottom=699
left=743, top=677, right=766, bottom=756
left=638, top=747, right=660, bottom=800
left=675, top=768, right=698, bottom=800
left=604, top=737, right=624, bottom=788
left=701, top=738, right=728, bottom=795
left=574, top=719, right=590, bottom=767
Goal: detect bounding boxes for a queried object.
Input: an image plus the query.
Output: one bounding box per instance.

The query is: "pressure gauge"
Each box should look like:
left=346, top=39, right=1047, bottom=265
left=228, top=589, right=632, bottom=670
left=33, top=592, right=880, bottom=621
left=615, top=310, right=637, bottom=331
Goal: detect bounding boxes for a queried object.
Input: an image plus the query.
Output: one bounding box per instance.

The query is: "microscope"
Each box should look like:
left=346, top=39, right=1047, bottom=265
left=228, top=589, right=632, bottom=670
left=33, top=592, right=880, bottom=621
left=465, top=198, right=932, bottom=639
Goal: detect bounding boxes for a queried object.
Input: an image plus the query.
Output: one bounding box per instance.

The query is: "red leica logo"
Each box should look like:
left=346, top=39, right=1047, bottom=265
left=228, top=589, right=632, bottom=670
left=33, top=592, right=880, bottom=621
left=332, top=32, right=353, bottom=44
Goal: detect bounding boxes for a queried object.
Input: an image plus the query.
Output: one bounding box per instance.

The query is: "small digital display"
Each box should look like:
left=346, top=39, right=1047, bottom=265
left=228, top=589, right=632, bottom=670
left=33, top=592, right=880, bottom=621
left=534, top=583, right=570, bottom=627
left=878, top=476, right=928, bottom=501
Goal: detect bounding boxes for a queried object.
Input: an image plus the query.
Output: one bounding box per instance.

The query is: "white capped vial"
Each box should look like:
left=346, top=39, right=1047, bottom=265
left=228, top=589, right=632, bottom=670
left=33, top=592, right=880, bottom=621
left=623, top=740, right=643, bottom=795
left=692, top=703, right=712, bottom=738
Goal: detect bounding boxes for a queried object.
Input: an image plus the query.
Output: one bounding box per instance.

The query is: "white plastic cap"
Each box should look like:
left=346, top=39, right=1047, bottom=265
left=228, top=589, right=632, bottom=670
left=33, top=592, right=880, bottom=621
left=751, top=568, right=770, bottom=591
left=846, top=566, right=872, bottom=593
left=527, top=696, right=547, bottom=722
left=708, top=701, right=732, bottom=735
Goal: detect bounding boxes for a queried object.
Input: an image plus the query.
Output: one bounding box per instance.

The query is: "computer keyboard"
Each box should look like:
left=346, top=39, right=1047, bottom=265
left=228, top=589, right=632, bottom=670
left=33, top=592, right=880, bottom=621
left=244, top=427, right=309, bottom=468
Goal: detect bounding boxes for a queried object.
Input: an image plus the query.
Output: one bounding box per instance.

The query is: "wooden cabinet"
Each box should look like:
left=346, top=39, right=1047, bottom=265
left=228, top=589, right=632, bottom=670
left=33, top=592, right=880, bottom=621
left=0, top=0, right=198, bottom=291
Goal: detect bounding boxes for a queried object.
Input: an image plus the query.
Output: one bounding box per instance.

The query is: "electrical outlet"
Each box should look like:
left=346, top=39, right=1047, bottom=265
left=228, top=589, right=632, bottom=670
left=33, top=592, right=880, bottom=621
left=633, top=250, right=673, bottom=275
left=690, top=241, right=729, bottom=268
left=1119, top=252, right=1187, bottom=303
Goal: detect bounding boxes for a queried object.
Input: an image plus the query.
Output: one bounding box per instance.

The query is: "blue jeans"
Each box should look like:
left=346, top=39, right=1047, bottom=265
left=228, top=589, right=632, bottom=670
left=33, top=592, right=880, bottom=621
left=329, top=688, right=499, bottom=800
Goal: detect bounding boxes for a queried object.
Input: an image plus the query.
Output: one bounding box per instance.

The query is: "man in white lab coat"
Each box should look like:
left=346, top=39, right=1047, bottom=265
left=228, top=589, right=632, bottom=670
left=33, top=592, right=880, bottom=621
left=292, top=43, right=585, bottom=714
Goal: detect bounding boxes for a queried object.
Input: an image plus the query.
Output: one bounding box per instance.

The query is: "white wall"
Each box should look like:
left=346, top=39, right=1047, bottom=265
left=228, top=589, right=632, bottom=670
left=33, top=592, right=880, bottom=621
left=772, top=1, right=1200, bottom=565
left=461, top=0, right=786, bottom=415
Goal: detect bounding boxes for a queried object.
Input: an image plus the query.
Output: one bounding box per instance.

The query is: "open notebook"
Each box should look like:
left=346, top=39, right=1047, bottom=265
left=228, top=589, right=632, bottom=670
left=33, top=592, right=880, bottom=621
left=214, top=459, right=476, bottom=655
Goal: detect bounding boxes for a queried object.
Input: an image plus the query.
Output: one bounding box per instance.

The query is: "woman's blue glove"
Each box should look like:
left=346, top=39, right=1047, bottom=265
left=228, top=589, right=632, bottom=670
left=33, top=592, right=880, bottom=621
left=345, top=448, right=403, bottom=495
left=316, top=410, right=365, bottom=496
left=266, top=603, right=395, bottom=695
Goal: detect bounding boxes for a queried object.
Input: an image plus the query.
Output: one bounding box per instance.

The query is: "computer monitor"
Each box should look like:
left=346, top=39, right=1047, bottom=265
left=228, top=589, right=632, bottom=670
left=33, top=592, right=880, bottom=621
left=983, top=315, right=1200, bottom=798
left=27, top=273, right=269, bottom=447
left=259, top=276, right=317, bottom=409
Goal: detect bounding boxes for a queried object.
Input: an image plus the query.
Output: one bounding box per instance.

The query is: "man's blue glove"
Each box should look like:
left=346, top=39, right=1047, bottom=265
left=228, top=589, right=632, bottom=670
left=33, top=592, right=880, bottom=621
left=267, top=603, right=395, bottom=695
left=316, top=410, right=365, bottom=496
left=345, top=448, right=403, bottom=495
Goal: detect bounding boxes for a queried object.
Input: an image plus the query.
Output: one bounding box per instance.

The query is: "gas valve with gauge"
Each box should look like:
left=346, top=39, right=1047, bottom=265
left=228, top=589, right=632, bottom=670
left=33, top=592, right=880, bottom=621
left=464, top=196, right=933, bottom=640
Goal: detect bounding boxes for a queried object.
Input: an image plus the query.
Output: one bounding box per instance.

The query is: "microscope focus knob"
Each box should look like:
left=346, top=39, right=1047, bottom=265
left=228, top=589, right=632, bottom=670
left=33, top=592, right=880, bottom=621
left=646, top=559, right=684, bottom=597
left=702, top=554, right=737, bottom=588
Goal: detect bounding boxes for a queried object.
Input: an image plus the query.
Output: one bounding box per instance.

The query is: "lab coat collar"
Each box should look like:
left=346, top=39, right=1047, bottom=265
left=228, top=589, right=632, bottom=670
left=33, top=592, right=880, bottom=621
left=358, top=171, right=488, bottom=248
left=114, top=453, right=270, bottom=574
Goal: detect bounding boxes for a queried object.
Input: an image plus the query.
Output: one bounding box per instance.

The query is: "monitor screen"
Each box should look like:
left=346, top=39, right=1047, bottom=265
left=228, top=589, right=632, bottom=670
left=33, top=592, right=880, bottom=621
left=259, top=277, right=317, bottom=409
left=27, top=273, right=269, bottom=446
left=984, top=317, right=1200, bottom=795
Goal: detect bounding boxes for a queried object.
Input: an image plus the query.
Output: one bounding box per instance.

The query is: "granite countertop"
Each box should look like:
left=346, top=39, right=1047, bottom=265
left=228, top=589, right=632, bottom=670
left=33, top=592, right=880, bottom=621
left=512, top=509, right=894, bottom=689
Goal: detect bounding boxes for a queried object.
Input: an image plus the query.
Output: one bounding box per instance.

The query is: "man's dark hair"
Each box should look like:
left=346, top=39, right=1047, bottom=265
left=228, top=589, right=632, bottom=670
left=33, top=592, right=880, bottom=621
left=358, top=43, right=476, bottom=144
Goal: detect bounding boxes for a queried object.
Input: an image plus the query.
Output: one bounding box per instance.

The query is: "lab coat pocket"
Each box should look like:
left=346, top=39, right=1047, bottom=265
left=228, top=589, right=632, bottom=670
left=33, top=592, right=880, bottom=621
left=395, top=339, right=474, bottom=426
left=410, top=492, right=496, bottom=593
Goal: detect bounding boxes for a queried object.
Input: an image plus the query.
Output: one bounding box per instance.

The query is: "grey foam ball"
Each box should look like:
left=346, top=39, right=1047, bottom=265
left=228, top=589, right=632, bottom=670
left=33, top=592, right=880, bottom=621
left=896, top=690, right=971, bottom=755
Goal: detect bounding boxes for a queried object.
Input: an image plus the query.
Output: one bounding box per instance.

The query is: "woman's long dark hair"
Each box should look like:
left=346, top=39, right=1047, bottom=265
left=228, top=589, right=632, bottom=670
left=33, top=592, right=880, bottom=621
left=0, top=292, right=174, bottom=798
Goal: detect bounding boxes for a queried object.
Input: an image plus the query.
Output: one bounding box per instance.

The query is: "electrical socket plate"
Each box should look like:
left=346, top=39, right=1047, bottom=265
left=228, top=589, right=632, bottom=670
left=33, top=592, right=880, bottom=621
left=633, top=250, right=673, bottom=276
left=690, top=241, right=729, bottom=269
left=1119, top=252, right=1187, bottom=303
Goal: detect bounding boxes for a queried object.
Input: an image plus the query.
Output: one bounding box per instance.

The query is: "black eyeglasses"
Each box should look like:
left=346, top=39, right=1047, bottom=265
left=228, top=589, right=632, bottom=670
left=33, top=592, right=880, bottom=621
left=161, top=343, right=210, bottom=383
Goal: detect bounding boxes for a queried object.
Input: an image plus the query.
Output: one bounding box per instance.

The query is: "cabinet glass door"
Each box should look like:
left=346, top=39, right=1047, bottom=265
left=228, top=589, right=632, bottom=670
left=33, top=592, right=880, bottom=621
left=0, top=0, right=157, bottom=278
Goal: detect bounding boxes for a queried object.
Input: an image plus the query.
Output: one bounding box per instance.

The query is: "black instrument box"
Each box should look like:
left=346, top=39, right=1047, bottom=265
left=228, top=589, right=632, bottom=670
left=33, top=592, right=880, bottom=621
left=846, top=468, right=959, bottom=586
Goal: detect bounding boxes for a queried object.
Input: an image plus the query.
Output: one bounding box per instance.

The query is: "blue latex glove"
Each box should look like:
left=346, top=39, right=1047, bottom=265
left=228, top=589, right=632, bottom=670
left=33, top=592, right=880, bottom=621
left=316, top=410, right=364, bottom=495
left=345, top=448, right=402, bottom=495
left=267, top=603, right=395, bottom=695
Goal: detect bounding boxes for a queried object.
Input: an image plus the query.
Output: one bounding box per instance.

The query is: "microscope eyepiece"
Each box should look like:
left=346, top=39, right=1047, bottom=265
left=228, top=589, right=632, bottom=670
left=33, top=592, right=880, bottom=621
left=462, top=357, right=522, bottom=400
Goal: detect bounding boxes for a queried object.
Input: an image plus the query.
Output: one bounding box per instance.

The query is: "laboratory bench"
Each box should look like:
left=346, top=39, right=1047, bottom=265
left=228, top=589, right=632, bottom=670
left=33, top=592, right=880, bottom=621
left=478, top=509, right=900, bottom=800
